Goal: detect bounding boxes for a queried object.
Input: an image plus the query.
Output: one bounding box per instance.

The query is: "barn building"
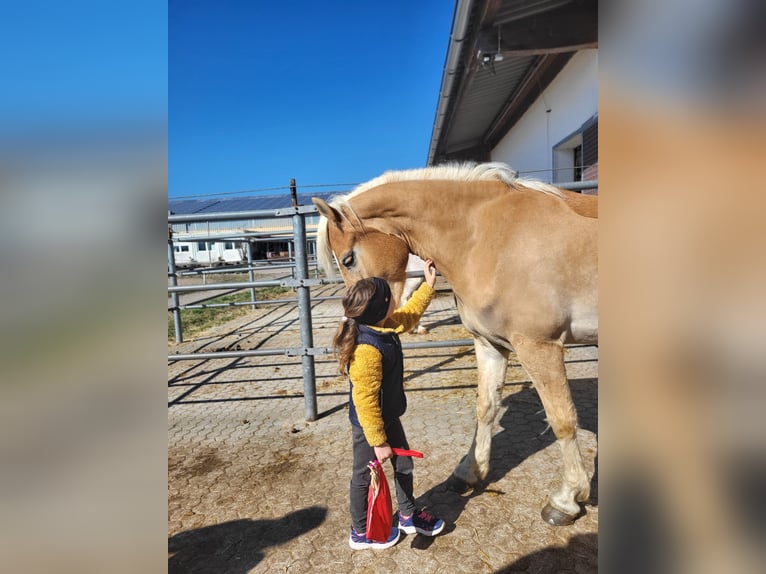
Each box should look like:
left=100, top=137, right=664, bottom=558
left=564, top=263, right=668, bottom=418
left=167, top=192, right=335, bottom=267
left=428, top=0, right=598, bottom=194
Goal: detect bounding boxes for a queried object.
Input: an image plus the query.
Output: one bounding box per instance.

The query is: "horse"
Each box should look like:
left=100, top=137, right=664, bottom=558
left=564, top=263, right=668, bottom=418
left=401, top=254, right=429, bottom=334
left=312, top=162, right=597, bottom=526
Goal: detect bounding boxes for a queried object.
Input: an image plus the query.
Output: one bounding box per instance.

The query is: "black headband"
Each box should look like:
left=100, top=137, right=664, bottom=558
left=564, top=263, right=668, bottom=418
left=357, top=277, right=392, bottom=325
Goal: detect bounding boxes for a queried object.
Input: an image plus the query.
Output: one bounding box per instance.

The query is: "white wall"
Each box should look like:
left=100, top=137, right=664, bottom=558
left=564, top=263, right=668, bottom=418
left=172, top=241, right=245, bottom=265
left=491, top=49, right=598, bottom=182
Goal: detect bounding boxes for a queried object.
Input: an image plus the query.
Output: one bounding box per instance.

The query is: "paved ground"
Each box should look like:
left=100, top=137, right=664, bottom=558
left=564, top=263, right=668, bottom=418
left=168, top=282, right=598, bottom=573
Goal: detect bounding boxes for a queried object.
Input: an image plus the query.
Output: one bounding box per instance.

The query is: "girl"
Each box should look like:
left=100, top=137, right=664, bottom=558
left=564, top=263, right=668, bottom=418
left=333, top=260, right=445, bottom=550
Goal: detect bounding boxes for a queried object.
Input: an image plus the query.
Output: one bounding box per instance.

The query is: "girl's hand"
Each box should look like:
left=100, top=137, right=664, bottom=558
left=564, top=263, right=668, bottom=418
left=423, top=259, right=437, bottom=288
left=374, top=443, right=394, bottom=463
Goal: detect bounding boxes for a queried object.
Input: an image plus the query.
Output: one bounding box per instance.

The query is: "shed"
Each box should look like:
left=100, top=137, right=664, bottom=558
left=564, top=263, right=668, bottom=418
left=429, top=0, right=598, bottom=193
left=167, top=192, right=336, bottom=266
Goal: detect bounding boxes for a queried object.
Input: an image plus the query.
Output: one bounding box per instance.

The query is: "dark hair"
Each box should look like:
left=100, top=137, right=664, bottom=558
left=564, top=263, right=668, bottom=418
left=333, top=278, right=386, bottom=374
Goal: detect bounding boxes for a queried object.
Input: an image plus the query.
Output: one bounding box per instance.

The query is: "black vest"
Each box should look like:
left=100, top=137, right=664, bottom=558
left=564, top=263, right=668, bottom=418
left=348, top=325, right=407, bottom=428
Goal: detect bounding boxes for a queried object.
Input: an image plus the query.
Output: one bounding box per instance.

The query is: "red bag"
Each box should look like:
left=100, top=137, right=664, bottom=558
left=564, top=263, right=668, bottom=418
left=366, top=460, right=393, bottom=542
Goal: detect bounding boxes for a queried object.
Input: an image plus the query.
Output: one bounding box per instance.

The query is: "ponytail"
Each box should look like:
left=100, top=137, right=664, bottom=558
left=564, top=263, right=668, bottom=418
left=333, top=318, right=358, bottom=375
left=333, top=278, right=380, bottom=375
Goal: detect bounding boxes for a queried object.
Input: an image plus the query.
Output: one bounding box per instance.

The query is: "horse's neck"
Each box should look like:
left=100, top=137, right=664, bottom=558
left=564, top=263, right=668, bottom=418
left=354, top=180, right=498, bottom=286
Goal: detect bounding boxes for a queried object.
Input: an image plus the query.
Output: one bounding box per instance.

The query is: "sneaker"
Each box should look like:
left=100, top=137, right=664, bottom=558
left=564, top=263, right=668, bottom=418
left=348, top=526, right=401, bottom=550
left=397, top=509, right=445, bottom=536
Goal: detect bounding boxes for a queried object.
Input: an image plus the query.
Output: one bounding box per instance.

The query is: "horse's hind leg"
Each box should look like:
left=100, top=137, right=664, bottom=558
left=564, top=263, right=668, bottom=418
left=450, top=337, right=508, bottom=490
left=511, top=334, right=591, bottom=526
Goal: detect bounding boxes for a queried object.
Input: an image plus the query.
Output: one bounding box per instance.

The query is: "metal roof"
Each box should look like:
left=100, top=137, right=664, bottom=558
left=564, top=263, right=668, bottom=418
left=428, top=0, right=597, bottom=164
left=168, top=192, right=337, bottom=216
left=446, top=54, right=536, bottom=151
left=494, top=0, right=573, bottom=24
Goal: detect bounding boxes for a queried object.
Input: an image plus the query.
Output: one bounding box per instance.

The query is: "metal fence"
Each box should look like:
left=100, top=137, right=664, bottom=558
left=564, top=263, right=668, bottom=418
left=168, top=180, right=597, bottom=420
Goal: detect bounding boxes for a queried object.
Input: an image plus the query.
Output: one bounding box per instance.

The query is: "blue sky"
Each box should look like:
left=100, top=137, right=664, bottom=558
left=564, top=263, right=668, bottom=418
left=169, top=1, right=455, bottom=198
left=0, top=1, right=166, bottom=130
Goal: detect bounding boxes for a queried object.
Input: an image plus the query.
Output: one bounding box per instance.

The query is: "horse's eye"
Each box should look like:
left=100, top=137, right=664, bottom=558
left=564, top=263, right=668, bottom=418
left=341, top=252, right=355, bottom=268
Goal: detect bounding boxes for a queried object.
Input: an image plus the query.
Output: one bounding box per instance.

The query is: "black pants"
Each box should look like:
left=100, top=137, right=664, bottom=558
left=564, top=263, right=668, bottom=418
left=349, top=419, right=416, bottom=533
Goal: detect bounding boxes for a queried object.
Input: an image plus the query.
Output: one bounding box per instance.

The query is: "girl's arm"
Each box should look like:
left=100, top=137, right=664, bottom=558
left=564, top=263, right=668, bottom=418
left=348, top=344, right=388, bottom=446
left=383, top=259, right=437, bottom=333
left=384, top=283, right=435, bottom=333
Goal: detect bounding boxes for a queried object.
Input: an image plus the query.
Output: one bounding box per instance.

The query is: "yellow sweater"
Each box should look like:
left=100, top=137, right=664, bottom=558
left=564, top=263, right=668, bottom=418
left=348, top=283, right=435, bottom=446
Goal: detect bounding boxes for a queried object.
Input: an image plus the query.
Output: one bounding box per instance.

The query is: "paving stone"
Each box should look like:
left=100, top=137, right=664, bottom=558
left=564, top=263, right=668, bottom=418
left=168, top=283, right=598, bottom=572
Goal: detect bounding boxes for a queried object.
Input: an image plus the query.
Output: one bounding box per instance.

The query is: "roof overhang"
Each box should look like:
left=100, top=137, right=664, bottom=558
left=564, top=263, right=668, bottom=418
left=428, top=0, right=598, bottom=165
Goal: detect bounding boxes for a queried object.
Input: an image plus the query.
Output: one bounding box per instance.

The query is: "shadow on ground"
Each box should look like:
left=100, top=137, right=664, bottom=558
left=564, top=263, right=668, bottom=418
left=492, top=533, right=598, bottom=573
left=168, top=506, right=327, bottom=574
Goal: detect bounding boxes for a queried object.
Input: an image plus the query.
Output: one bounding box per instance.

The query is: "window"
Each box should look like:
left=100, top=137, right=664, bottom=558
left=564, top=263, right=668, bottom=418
left=552, top=116, right=598, bottom=193
left=180, top=245, right=189, bottom=252
left=552, top=133, right=582, bottom=184
left=197, top=241, right=208, bottom=251
left=573, top=144, right=583, bottom=181
left=224, top=242, right=234, bottom=250
left=582, top=119, right=598, bottom=183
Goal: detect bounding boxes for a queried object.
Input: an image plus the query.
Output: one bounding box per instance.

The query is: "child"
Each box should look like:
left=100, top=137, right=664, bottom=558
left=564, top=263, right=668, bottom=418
left=333, top=259, right=445, bottom=550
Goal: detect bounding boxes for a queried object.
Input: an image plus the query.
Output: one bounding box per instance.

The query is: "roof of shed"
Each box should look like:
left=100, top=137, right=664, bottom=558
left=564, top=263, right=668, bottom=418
left=168, top=192, right=337, bottom=215
left=428, top=0, right=597, bottom=164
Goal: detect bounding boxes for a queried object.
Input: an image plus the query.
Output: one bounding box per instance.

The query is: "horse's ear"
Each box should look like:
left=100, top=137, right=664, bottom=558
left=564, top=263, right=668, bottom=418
left=312, top=198, right=342, bottom=227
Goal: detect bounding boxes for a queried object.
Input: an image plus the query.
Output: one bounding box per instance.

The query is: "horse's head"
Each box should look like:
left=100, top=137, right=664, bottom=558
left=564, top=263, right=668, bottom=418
left=312, top=197, right=410, bottom=304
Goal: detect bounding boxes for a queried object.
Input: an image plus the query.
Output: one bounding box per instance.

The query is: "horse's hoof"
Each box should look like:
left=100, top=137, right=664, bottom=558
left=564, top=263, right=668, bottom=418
left=446, top=475, right=472, bottom=493
left=541, top=503, right=577, bottom=526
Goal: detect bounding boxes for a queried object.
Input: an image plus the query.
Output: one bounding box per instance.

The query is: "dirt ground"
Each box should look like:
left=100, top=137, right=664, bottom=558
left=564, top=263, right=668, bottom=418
left=168, top=282, right=598, bottom=573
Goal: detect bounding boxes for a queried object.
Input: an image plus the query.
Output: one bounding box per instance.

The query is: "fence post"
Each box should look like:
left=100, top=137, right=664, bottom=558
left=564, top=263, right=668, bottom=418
left=246, top=240, right=257, bottom=309
left=167, top=224, right=184, bottom=343
left=291, top=178, right=318, bottom=421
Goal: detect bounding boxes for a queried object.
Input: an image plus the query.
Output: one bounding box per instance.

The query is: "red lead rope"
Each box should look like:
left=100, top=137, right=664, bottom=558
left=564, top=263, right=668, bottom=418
left=391, top=448, right=423, bottom=458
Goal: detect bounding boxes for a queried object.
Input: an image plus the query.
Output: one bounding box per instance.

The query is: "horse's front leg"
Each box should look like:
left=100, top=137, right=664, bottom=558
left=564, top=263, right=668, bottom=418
left=511, top=333, right=591, bottom=526
left=449, top=336, right=508, bottom=490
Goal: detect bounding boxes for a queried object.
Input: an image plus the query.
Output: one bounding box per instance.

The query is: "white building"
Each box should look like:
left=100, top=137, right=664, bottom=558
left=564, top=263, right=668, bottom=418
left=168, top=192, right=335, bottom=267
left=171, top=239, right=247, bottom=266
left=428, top=0, right=598, bottom=194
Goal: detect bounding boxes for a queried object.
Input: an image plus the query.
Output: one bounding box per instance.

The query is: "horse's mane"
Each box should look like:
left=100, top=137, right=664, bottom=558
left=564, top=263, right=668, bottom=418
left=348, top=161, right=564, bottom=200
left=315, top=162, right=564, bottom=276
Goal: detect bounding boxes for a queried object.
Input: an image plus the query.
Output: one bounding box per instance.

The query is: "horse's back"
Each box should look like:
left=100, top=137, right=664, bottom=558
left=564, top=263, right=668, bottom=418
left=560, top=189, right=598, bottom=218
left=561, top=189, right=598, bottom=219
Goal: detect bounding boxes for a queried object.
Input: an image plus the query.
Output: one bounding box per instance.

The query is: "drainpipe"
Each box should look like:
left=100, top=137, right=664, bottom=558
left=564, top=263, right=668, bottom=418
left=427, top=0, right=474, bottom=165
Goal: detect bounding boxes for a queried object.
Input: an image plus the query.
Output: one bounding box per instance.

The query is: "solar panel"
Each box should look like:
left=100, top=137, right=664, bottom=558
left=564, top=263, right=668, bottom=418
left=168, top=192, right=338, bottom=215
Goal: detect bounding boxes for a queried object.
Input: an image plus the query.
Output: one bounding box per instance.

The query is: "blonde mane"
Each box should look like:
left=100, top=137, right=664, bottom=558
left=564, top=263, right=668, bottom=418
left=348, top=162, right=564, bottom=200
left=315, top=162, right=564, bottom=276
left=316, top=215, right=337, bottom=277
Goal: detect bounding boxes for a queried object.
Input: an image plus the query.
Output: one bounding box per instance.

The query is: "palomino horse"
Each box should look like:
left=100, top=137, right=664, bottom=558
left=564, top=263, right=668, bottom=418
left=313, top=162, right=597, bottom=526
left=401, top=254, right=429, bottom=334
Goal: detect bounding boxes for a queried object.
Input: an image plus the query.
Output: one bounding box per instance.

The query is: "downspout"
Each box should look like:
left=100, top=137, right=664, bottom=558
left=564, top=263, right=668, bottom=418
left=427, top=0, right=474, bottom=166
